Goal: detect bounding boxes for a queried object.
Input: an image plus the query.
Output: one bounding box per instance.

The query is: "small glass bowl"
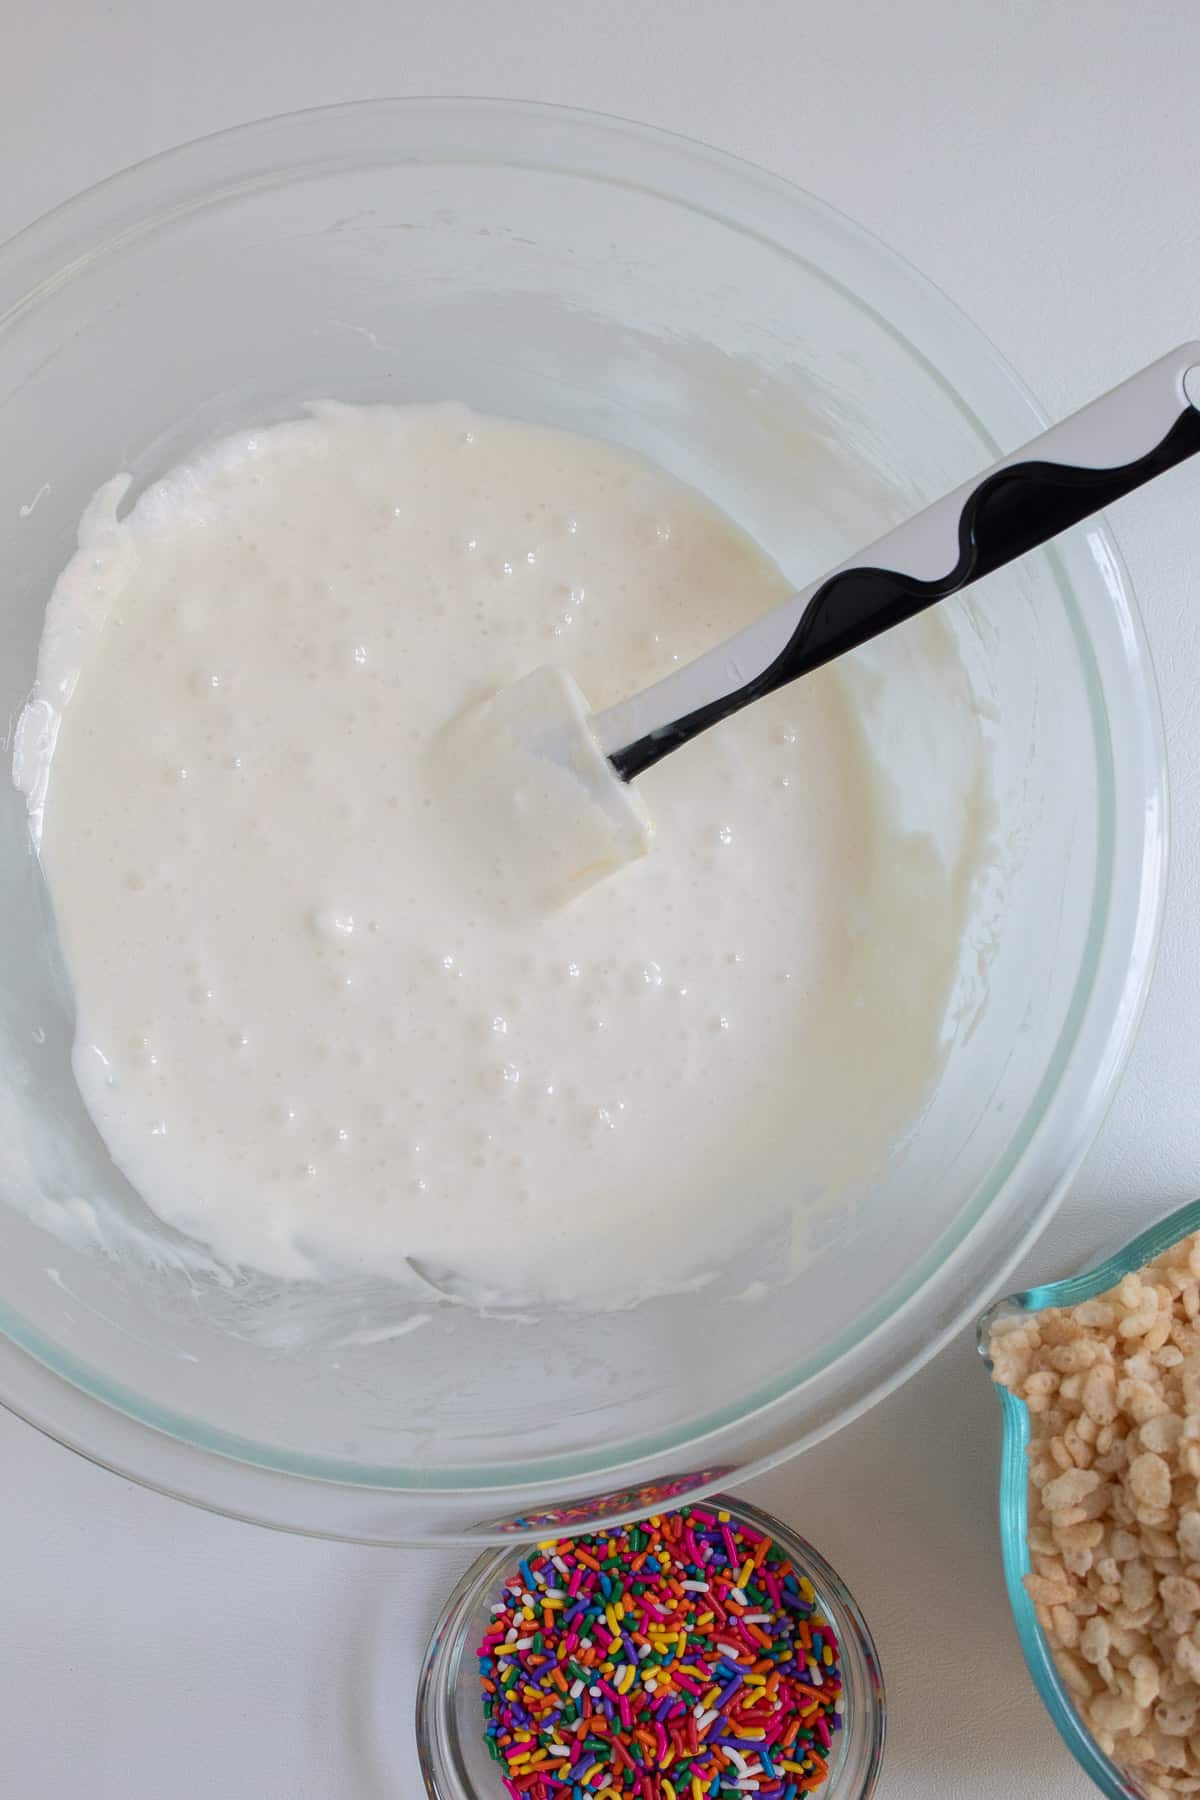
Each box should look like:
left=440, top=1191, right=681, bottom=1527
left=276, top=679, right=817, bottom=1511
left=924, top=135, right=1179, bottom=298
left=977, top=1198, right=1200, bottom=1800
left=416, top=1492, right=886, bottom=1799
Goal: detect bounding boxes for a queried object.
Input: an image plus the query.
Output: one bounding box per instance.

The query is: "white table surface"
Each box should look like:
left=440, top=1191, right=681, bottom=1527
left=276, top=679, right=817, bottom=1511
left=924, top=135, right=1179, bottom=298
left=4, top=2, right=1200, bottom=1794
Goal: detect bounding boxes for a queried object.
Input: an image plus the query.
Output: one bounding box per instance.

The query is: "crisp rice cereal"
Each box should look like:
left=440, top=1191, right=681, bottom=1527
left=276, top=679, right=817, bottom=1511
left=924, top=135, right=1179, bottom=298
left=991, top=1230, right=1200, bottom=1799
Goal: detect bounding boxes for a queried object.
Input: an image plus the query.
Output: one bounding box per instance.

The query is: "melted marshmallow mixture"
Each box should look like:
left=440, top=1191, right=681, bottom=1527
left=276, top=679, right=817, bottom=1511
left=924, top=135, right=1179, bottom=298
left=16, top=404, right=974, bottom=1306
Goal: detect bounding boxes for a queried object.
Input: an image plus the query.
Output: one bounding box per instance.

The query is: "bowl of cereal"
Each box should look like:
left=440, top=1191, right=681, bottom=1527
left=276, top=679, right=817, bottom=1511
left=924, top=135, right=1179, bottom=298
left=982, top=1201, right=1200, bottom=1800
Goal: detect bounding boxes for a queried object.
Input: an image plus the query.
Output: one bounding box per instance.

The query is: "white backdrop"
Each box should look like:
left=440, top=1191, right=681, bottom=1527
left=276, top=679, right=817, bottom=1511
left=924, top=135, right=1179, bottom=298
left=3, top=2, right=1199, bottom=1794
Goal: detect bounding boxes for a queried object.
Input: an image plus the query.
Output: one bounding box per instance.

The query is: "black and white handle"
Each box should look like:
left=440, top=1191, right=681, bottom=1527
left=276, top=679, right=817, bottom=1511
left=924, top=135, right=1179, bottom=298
left=597, top=343, right=1200, bottom=781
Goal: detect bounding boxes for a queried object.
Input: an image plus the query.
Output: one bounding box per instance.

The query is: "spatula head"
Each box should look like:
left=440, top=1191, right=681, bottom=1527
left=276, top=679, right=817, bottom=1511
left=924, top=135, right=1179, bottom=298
left=436, top=666, right=653, bottom=913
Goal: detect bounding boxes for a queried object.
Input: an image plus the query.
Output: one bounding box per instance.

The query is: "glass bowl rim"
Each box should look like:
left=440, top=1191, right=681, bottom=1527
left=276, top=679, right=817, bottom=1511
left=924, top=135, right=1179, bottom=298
left=0, top=94, right=1170, bottom=1538
left=414, top=1489, right=887, bottom=1800
left=977, top=1197, right=1200, bottom=1800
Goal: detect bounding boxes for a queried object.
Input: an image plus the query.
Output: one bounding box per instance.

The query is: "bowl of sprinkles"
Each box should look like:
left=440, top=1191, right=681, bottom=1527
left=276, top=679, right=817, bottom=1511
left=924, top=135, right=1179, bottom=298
left=416, top=1496, right=885, bottom=1800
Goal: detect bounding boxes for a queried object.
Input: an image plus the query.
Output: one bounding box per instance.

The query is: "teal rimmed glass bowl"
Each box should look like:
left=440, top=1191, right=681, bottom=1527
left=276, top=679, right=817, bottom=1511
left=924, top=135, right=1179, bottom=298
left=978, top=1200, right=1200, bottom=1800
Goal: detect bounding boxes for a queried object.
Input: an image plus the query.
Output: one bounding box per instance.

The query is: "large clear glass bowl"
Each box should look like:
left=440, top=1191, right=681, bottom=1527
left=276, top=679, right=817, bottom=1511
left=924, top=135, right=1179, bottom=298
left=978, top=1201, right=1200, bottom=1800
left=0, top=98, right=1167, bottom=1543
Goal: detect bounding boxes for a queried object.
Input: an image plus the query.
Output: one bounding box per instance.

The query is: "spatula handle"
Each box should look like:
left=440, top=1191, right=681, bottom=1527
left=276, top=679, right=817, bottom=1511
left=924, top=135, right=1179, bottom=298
left=600, top=343, right=1200, bottom=781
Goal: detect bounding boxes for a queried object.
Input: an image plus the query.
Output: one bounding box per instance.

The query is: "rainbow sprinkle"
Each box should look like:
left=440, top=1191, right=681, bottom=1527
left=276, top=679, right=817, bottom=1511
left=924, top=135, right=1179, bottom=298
left=477, top=1504, right=844, bottom=1799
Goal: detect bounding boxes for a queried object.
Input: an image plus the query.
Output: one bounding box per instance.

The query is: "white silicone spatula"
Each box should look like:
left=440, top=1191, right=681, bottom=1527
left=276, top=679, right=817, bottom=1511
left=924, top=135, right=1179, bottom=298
left=458, top=343, right=1200, bottom=906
